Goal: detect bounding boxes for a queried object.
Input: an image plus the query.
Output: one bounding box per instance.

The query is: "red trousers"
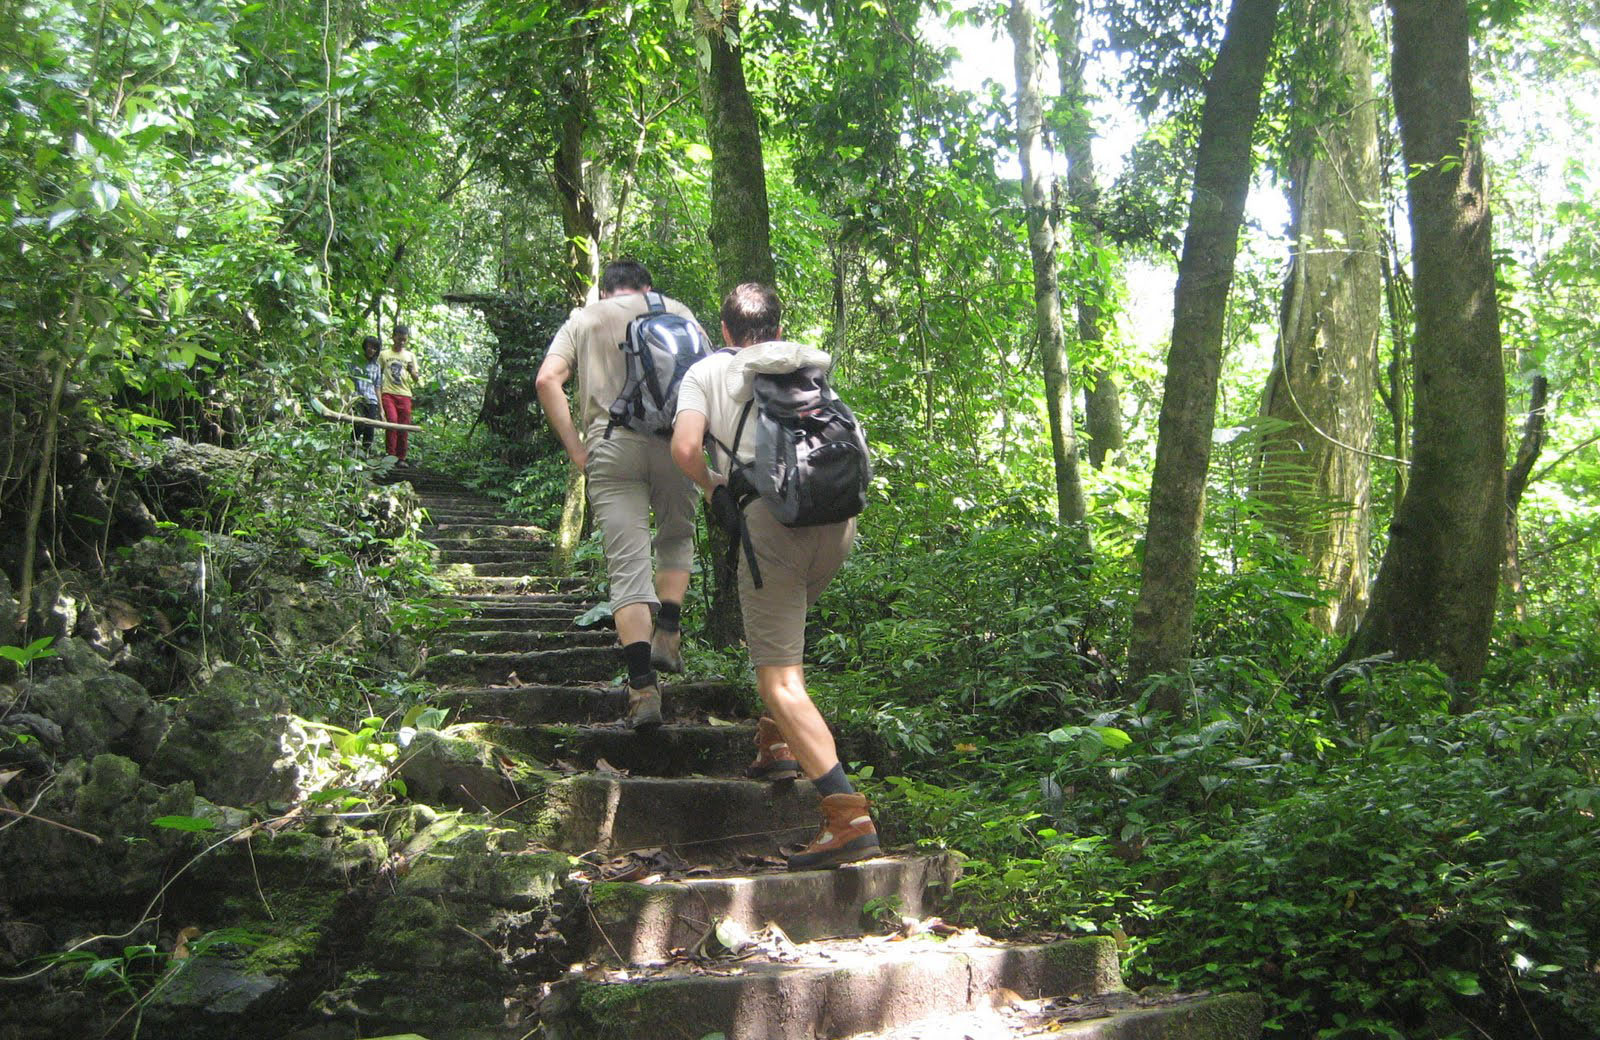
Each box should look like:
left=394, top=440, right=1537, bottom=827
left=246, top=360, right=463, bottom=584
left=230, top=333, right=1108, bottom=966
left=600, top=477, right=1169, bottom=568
left=381, top=393, right=413, bottom=460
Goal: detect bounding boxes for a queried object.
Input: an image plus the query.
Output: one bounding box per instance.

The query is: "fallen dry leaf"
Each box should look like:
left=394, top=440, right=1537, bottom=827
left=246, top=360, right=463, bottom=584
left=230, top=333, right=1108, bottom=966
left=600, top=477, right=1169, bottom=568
left=171, top=926, right=203, bottom=960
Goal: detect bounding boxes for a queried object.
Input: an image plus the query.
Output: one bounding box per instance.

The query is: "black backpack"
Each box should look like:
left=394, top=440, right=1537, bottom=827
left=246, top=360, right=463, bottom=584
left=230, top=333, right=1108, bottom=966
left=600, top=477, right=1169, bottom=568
left=709, top=361, right=871, bottom=586
left=605, top=291, right=711, bottom=438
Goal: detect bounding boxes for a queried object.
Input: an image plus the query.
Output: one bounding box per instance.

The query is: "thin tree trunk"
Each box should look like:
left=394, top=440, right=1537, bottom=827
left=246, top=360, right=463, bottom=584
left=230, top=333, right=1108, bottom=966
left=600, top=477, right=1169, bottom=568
left=1126, top=0, right=1280, bottom=705
left=18, top=278, right=84, bottom=630
left=1502, top=374, right=1548, bottom=623
left=1051, top=0, right=1123, bottom=470
left=1009, top=0, right=1087, bottom=527
left=1254, top=0, right=1382, bottom=636
left=1339, top=0, right=1506, bottom=688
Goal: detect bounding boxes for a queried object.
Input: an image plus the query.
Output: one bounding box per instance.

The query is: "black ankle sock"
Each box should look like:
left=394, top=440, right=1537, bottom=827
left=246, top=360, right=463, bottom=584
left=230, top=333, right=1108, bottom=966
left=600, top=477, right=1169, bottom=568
left=814, top=762, right=854, bottom=797
left=656, top=601, right=682, bottom=633
left=622, top=641, right=655, bottom=688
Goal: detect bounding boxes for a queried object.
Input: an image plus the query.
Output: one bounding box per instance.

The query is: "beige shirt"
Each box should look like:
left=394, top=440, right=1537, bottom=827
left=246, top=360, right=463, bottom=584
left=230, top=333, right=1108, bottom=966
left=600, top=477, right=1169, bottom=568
left=545, top=291, right=699, bottom=441
left=675, top=341, right=835, bottom=473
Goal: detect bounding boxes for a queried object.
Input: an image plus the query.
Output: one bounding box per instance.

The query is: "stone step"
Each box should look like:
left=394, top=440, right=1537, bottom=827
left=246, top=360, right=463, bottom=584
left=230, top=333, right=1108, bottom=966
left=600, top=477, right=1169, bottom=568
left=435, top=681, right=750, bottom=726
left=424, top=511, right=529, bottom=526
left=444, top=575, right=592, bottom=595
left=426, top=535, right=555, bottom=553
left=493, top=721, right=756, bottom=777
left=583, top=853, right=962, bottom=965
left=547, top=775, right=819, bottom=859
left=841, top=991, right=1263, bottom=1040
left=450, top=629, right=617, bottom=653
left=449, top=615, right=607, bottom=634
left=442, top=592, right=598, bottom=608
left=424, top=522, right=550, bottom=540
left=1013, top=992, right=1262, bottom=1040
left=439, top=560, right=557, bottom=578
left=433, top=547, right=555, bottom=565
left=422, top=647, right=618, bottom=686
left=540, top=936, right=1123, bottom=1040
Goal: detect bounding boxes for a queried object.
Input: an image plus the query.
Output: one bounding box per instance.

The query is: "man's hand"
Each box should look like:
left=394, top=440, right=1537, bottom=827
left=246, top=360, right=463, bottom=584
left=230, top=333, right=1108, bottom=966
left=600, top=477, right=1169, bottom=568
left=569, top=443, right=589, bottom=472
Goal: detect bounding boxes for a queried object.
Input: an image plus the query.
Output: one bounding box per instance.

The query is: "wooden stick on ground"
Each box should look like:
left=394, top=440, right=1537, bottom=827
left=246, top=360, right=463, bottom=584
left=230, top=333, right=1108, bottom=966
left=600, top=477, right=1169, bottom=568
left=310, top=396, right=424, bottom=432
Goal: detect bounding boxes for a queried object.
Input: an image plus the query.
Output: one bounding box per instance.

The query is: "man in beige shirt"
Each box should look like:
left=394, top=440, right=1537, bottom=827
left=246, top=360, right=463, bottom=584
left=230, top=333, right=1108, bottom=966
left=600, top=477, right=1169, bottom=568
left=535, top=260, right=705, bottom=728
left=671, top=282, right=878, bottom=871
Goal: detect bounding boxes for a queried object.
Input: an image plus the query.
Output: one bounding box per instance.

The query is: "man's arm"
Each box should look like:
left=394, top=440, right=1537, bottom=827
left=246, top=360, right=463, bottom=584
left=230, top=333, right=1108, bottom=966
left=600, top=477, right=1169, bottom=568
left=670, top=410, right=719, bottom=496
left=535, top=354, right=587, bottom=470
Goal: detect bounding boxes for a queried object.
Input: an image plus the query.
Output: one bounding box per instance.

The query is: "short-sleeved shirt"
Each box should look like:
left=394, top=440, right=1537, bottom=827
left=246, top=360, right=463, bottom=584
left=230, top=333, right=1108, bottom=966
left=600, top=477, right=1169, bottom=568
left=349, top=357, right=382, bottom=404
left=676, top=341, right=837, bottom=473
left=545, top=292, right=699, bottom=441
left=379, top=348, right=419, bottom=397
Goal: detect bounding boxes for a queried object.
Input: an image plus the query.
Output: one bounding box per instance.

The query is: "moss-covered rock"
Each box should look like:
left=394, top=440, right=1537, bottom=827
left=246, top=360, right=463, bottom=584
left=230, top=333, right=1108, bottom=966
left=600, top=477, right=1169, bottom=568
left=20, top=637, right=168, bottom=764
left=147, top=664, right=297, bottom=806
left=396, top=726, right=554, bottom=813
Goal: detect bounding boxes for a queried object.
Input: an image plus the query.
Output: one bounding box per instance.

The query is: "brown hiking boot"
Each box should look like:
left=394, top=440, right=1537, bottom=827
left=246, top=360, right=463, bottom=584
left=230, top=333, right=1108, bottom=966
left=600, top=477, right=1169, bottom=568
left=746, top=716, right=801, bottom=782
left=625, top=683, right=662, bottom=731
left=787, top=793, right=879, bottom=871
left=649, top=627, right=684, bottom=674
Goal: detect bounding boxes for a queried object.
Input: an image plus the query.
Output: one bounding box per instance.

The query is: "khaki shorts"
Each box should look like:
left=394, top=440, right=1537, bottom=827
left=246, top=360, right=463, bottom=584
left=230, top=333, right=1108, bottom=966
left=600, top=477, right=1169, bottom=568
left=585, top=430, right=698, bottom=610
left=737, top=501, right=855, bottom=667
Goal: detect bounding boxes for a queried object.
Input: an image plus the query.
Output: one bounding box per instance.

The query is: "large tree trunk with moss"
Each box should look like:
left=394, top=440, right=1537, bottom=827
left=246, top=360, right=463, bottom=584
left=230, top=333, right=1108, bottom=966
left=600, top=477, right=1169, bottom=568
left=1126, top=0, right=1280, bottom=706
left=1339, top=0, right=1506, bottom=686
left=691, top=0, right=776, bottom=646
left=551, top=0, right=602, bottom=305
left=1051, top=0, right=1123, bottom=471
left=1254, top=0, right=1382, bottom=637
left=692, top=0, right=776, bottom=296
left=1009, top=0, right=1087, bottom=527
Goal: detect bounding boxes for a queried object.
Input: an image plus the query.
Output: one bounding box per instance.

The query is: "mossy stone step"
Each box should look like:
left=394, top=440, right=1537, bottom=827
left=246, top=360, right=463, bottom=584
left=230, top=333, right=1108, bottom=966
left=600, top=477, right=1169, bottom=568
left=489, top=721, right=755, bottom=777
left=548, top=775, right=818, bottom=859
left=1017, top=992, right=1264, bottom=1040
left=442, top=592, right=597, bottom=608
left=583, top=853, right=962, bottom=966
left=449, top=615, right=609, bottom=635
left=426, top=535, right=555, bottom=553
left=440, top=560, right=560, bottom=578
left=422, top=647, right=619, bottom=686
left=424, top=511, right=531, bottom=526
left=444, top=575, right=591, bottom=595
left=434, top=681, right=749, bottom=726
left=424, top=522, right=550, bottom=540
left=434, top=547, right=555, bottom=565
left=449, top=629, right=616, bottom=653
left=540, top=936, right=1122, bottom=1040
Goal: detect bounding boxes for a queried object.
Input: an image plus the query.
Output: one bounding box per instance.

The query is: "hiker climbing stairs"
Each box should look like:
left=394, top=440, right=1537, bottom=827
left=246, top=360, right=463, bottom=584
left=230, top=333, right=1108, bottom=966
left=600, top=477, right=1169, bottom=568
left=389, top=467, right=1263, bottom=1039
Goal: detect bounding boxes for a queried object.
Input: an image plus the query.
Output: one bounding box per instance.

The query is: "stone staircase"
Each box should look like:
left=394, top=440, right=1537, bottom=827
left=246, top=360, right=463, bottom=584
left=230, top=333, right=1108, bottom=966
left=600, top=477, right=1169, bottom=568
left=390, top=468, right=1263, bottom=1040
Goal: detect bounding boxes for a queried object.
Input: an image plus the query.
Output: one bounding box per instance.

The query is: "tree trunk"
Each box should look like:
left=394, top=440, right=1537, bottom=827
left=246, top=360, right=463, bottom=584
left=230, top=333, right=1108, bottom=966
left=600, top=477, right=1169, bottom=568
left=692, top=0, right=775, bottom=647
left=552, top=0, right=602, bottom=305
left=1009, top=0, right=1087, bottom=527
left=1502, top=375, right=1548, bottom=623
left=1339, top=0, right=1506, bottom=687
left=692, top=0, right=776, bottom=295
left=1126, top=0, right=1280, bottom=705
left=1051, top=0, right=1123, bottom=470
left=1254, top=0, right=1382, bottom=636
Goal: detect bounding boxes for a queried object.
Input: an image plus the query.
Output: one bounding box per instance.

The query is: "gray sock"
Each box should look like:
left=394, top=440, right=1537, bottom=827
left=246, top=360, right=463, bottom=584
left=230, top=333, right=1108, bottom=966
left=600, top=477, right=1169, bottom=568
left=814, top=762, right=854, bottom=797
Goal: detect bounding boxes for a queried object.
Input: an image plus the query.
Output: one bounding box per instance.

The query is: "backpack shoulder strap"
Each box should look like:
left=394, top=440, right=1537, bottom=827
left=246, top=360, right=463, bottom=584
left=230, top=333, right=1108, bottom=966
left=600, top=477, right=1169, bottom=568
left=644, top=290, right=666, bottom=315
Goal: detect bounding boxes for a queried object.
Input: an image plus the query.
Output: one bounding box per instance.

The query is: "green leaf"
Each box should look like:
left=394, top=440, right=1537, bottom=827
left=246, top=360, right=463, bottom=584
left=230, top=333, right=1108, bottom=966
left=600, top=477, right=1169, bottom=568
left=1438, top=968, right=1483, bottom=995
left=47, top=206, right=79, bottom=230
left=151, top=815, right=217, bottom=832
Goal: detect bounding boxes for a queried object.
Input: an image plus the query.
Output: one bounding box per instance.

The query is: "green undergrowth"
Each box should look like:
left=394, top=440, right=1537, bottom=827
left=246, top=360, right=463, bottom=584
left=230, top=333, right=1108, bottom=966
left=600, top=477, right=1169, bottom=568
left=804, top=495, right=1600, bottom=1039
